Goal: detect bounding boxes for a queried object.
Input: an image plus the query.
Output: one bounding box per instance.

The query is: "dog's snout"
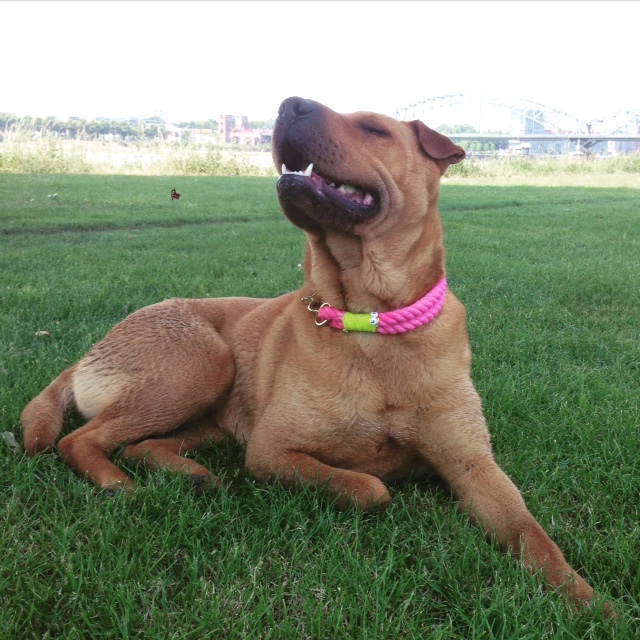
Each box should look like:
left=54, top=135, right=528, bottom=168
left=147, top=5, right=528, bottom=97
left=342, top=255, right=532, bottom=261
left=277, top=97, right=317, bottom=125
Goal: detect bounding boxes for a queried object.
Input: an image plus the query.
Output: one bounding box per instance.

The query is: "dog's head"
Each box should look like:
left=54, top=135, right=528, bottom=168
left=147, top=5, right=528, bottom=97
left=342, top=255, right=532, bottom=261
left=272, top=97, right=465, bottom=236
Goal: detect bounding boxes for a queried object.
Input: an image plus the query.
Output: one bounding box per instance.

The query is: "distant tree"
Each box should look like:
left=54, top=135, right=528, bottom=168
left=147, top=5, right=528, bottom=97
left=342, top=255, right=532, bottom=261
left=201, top=119, right=218, bottom=130
left=248, top=119, right=275, bottom=129
left=452, top=124, right=477, bottom=134
left=58, top=120, right=79, bottom=138
left=0, top=113, right=20, bottom=130
left=485, top=135, right=508, bottom=151
left=435, top=123, right=477, bottom=134
left=85, top=121, right=100, bottom=139
left=173, top=119, right=218, bottom=130
left=144, top=125, right=159, bottom=139
left=42, top=116, right=56, bottom=132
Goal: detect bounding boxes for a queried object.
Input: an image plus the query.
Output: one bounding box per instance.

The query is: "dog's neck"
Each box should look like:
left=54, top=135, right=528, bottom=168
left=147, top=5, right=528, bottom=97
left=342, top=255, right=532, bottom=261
left=303, top=208, right=446, bottom=313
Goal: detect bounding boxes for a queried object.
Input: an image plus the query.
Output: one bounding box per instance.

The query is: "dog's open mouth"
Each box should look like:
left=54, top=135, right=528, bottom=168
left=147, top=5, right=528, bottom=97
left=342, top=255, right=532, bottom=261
left=281, top=163, right=376, bottom=209
left=276, top=162, right=379, bottom=232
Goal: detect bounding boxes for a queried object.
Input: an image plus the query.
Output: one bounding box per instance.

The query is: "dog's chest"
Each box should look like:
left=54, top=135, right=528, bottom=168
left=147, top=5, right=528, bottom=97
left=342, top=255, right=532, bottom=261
left=294, top=348, right=435, bottom=477
left=225, top=321, right=445, bottom=477
left=310, top=398, right=430, bottom=480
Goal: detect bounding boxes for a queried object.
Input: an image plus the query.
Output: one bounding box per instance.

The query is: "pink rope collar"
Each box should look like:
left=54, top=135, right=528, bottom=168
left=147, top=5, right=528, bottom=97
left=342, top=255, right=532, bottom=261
left=305, top=277, right=447, bottom=334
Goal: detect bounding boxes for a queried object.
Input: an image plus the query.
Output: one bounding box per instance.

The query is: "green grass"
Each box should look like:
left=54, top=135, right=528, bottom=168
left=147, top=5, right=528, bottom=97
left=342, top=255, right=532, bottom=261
left=1, top=174, right=639, bottom=638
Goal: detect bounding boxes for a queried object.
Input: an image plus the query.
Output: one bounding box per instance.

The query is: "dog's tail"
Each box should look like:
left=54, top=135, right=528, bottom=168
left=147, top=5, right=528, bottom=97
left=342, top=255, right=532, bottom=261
left=22, top=366, right=76, bottom=456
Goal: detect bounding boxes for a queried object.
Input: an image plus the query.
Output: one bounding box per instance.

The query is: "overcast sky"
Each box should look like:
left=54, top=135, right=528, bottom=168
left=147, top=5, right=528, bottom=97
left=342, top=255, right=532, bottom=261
left=2, top=1, right=637, bottom=124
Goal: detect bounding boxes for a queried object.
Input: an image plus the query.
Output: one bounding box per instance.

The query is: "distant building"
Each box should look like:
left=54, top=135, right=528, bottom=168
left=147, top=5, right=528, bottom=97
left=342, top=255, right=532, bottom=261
left=189, top=128, right=215, bottom=143
left=218, top=114, right=272, bottom=145
left=218, top=115, right=247, bottom=143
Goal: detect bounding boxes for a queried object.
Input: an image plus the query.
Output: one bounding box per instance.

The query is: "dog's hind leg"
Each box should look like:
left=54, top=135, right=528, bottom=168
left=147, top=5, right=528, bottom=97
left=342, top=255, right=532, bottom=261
left=119, top=416, right=229, bottom=493
left=58, top=360, right=235, bottom=493
left=57, top=407, right=226, bottom=493
left=57, top=411, right=139, bottom=492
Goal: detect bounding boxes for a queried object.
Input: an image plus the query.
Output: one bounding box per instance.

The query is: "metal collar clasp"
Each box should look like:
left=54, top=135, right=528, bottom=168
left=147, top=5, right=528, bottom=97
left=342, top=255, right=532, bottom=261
left=301, top=293, right=330, bottom=326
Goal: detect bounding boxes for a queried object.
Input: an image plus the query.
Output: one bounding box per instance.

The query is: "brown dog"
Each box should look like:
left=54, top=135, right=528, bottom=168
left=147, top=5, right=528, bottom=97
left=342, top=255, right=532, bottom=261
left=22, top=97, right=611, bottom=615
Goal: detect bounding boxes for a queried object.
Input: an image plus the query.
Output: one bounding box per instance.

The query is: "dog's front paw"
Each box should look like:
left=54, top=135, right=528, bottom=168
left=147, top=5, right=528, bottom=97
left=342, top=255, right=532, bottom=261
left=189, top=473, right=223, bottom=496
left=335, top=477, right=391, bottom=511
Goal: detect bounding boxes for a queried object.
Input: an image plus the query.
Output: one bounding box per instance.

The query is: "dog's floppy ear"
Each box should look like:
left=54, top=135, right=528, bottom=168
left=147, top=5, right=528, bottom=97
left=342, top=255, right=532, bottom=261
left=410, top=120, right=466, bottom=174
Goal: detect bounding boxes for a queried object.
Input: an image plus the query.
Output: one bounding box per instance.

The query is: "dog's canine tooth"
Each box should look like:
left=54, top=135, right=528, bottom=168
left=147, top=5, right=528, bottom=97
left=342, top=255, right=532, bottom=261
left=283, top=163, right=372, bottom=205
left=282, top=163, right=313, bottom=177
left=282, top=163, right=368, bottom=199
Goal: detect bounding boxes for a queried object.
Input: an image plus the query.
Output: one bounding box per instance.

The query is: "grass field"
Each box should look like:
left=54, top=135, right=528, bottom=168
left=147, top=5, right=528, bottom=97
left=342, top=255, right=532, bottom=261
left=1, top=173, right=639, bottom=638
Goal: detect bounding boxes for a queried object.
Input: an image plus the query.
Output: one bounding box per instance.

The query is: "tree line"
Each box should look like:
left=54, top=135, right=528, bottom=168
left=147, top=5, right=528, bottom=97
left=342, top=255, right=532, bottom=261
left=435, top=123, right=509, bottom=152
left=0, top=113, right=171, bottom=140
left=5, top=111, right=502, bottom=148
left=0, top=113, right=277, bottom=141
left=173, top=119, right=275, bottom=131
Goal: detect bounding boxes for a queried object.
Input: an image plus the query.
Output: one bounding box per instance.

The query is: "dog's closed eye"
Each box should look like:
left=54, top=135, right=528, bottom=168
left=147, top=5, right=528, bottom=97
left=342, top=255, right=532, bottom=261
left=360, top=122, right=391, bottom=137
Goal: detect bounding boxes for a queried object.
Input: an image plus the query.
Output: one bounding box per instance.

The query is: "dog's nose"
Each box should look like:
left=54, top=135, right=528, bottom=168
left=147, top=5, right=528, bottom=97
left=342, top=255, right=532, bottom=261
left=277, top=97, right=317, bottom=124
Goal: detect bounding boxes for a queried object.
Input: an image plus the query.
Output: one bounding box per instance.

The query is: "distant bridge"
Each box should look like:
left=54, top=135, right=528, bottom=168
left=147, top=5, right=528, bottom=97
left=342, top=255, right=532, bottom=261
left=391, top=95, right=640, bottom=153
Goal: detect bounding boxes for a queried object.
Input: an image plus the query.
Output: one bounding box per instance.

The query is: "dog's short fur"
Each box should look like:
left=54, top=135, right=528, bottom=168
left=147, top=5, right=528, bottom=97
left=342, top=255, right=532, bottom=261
left=22, top=97, right=612, bottom=615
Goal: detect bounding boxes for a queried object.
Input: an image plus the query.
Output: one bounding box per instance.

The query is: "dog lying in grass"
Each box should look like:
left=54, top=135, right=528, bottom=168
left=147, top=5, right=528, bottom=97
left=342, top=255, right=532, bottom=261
left=22, top=96, right=614, bottom=617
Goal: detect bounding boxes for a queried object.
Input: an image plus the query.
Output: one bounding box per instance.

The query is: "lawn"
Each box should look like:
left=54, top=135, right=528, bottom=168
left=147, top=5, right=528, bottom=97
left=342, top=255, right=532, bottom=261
left=1, top=173, right=638, bottom=638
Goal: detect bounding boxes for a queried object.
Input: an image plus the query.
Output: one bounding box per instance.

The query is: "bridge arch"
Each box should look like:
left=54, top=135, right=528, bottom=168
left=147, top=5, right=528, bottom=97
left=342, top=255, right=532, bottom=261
left=391, top=95, right=639, bottom=136
left=588, top=109, right=640, bottom=135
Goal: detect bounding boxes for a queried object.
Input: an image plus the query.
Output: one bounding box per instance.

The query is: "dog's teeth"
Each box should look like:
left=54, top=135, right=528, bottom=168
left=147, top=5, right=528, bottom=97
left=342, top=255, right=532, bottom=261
left=337, top=185, right=347, bottom=194
left=343, top=184, right=356, bottom=194
left=282, top=164, right=310, bottom=176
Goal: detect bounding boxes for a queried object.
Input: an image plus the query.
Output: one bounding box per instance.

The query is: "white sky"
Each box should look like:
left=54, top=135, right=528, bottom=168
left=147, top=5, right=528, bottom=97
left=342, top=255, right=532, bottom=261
left=1, top=0, right=638, bottom=124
